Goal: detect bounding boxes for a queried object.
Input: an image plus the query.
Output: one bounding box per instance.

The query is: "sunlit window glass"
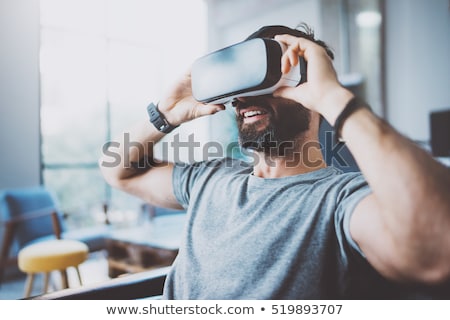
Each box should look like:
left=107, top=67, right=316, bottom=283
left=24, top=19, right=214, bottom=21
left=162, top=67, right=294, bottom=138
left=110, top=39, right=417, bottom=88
left=40, top=0, right=207, bottom=227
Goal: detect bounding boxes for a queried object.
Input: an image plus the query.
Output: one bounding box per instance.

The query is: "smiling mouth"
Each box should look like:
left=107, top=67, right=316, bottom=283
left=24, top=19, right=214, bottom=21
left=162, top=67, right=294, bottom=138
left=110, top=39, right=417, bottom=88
left=235, top=97, right=273, bottom=124
left=243, top=109, right=267, bottom=118
left=239, top=108, right=270, bottom=124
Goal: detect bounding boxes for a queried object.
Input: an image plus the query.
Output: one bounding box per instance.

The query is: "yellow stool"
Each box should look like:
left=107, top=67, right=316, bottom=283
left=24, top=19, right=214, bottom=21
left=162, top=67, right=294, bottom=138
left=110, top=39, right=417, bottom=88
left=18, top=239, right=88, bottom=297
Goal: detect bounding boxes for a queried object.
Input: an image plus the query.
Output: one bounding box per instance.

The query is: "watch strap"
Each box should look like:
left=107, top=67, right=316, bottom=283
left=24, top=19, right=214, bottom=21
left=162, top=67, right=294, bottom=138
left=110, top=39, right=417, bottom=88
left=334, top=96, right=367, bottom=143
left=147, top=102, right=178, bottom=133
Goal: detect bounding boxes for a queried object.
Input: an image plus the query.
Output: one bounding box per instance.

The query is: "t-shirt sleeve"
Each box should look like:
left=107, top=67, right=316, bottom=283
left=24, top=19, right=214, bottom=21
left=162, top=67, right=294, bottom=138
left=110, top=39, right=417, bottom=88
left=334, top=174, right=372, bottom=258
left=172, top=163, right=198, bottom=209
left=172, top=161, right=217, bottom=210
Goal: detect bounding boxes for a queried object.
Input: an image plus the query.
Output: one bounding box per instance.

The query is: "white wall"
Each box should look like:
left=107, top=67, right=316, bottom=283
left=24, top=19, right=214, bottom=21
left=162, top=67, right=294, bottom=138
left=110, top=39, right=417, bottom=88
left=385, top=0, right=450, bottom=141
left=205, top=0, right=321, bottom=50
left=0, top=0, right=41, bottom=188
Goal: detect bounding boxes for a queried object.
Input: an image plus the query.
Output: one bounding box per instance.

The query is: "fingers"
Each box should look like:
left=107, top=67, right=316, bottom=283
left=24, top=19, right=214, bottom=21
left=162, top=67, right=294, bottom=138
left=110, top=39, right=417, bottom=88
left=194, top=103, right=225, bottom=118
left=280, top=53, right=292, bottom=74
left=276, top=34, right=306, bottom=75
left=275, top=34, right=309, bottom=54
left=273, top=85, right=304, bottom=103
left=280, top=48, right=300, bottom=74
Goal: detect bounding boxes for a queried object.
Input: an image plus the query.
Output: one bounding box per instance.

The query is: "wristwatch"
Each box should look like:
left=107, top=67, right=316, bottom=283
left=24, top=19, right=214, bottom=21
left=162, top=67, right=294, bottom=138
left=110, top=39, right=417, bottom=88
left=146, top=102, right=178, bottom=133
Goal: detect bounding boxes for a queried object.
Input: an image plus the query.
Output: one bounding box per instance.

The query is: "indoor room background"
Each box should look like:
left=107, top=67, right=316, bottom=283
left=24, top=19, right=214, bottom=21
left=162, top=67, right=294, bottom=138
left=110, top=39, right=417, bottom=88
left=1, top=0, right=449, bottom=228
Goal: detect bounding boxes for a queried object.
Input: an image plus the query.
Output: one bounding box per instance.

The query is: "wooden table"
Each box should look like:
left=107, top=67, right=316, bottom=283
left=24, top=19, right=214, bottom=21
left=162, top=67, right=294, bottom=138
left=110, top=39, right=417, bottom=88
left=105, top=214, right=186, bottom=278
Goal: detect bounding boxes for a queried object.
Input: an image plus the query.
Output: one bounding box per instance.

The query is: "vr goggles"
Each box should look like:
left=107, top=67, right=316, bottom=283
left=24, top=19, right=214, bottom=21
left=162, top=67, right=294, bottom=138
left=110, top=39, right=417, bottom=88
left=191, top=38, right=307, bottom=105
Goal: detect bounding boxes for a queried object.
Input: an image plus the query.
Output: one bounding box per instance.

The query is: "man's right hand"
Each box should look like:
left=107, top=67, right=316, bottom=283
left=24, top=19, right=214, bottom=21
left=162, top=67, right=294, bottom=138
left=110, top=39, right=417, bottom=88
left=99, top=69, right=225, bottom=210
left=158, top=70, right=225, bottom=127
left=273, top=34, right=353, bottom=126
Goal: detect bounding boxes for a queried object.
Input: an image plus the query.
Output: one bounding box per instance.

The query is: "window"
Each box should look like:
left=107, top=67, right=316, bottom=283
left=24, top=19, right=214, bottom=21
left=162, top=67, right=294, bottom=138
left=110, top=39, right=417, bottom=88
left=40, top=0, right=207, bottom=227
left=321, top=0, right=384, bottom=116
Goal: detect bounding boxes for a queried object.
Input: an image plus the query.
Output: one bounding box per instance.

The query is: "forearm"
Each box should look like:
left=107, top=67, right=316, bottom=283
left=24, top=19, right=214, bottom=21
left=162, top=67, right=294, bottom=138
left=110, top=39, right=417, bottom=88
left=99, top=120, right=167, bottom=185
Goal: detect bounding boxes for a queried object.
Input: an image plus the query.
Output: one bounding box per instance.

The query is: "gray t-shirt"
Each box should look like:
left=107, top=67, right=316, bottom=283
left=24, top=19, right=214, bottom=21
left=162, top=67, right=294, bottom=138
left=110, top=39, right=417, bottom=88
left=162, top=158, right=417, bottom=299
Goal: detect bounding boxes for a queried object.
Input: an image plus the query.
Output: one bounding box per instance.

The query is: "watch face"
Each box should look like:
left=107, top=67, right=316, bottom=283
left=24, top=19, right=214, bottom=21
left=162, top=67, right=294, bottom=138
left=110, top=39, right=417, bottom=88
left=159, top=122, right=169, bottom=132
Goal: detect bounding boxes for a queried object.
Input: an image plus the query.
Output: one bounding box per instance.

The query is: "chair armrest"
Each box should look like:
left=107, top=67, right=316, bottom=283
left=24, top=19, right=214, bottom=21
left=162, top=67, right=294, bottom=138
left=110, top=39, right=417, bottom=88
left=2, top=207, right=62, bottom=239
left=1, top=208, right=62, bottom=283
left=2, top=206, right=58, bottom=224
left=29, top=266, right=170, bottom=300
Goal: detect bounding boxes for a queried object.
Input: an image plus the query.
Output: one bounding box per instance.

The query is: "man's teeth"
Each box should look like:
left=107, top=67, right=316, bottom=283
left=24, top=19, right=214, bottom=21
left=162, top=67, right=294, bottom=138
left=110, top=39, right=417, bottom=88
left=244, top=110, right=263, bottom=118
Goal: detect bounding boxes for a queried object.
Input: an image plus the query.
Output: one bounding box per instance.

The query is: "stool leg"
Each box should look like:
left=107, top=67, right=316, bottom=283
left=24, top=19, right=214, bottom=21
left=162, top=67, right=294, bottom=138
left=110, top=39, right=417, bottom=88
left=24, top=273, right=35, bottom=298
left=75, top=266, right=83, bottom=286
left=49, top=273, right=57, bottom=291
left=60, top=270, right=69, bottom=289
left=43, top=272, right=50, bottom=293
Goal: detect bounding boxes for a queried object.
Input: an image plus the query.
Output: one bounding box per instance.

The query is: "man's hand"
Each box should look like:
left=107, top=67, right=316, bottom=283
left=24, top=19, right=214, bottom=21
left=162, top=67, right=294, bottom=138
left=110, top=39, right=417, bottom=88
left=99, top=69, right=225, bottom=209
left=273, top=34, right=354, bottom=126
left=158, top=70, right=225, bottom=127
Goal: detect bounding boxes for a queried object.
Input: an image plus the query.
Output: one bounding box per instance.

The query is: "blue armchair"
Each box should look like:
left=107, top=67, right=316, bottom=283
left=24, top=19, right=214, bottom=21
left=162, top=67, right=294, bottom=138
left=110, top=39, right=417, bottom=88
left=0, top=186, right=111, bottom=283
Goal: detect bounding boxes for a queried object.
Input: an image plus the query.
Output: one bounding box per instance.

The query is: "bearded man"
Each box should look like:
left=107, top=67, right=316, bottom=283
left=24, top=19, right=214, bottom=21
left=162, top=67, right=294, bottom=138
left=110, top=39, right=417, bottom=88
left=99, top=25, right=450, bottom=299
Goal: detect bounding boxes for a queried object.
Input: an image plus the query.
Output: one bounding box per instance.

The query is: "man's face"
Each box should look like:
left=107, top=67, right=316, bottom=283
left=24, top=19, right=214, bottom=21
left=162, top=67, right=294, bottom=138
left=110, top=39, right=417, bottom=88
left=234, top=95, right=311, bottom=156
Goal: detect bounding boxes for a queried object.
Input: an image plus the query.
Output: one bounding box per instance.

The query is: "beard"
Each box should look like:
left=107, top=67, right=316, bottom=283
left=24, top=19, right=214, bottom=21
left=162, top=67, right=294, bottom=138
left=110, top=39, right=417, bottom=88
left=237, top=96, right=311, bottom=157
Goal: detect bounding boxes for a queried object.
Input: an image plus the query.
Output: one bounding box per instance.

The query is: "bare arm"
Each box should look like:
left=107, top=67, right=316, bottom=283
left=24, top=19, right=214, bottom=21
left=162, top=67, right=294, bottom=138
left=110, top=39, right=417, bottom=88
left=99, top=71, right=224, bottom=209
left=99, top=119, right=180, bottom=209
left=275, top=34, right=450, bottom=285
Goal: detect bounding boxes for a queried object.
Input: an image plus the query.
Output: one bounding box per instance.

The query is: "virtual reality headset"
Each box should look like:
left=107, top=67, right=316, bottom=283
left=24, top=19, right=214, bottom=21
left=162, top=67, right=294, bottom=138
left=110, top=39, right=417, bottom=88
left=191, top=38, right=307, bottom=105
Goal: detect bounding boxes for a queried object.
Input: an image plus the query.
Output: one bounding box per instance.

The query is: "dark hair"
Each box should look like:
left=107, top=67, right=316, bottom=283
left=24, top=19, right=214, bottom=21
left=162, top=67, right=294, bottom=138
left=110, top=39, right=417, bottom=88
left=246, top=23, right=334, bottom=60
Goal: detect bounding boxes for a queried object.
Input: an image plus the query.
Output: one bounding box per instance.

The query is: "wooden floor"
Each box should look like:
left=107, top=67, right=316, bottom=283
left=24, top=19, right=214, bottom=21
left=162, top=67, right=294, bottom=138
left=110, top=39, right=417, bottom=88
left=0, top=251, right=110, bottom=300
